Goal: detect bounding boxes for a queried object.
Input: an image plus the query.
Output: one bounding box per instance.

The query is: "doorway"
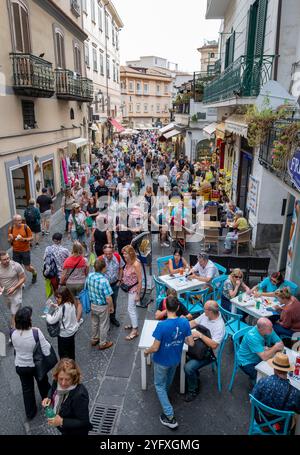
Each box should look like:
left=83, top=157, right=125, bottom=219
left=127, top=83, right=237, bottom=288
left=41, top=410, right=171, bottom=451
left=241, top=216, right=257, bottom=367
left=237, top=150, right=253, bottom=214
left=12, top=165, right=31, bottom=215
left=42, top=160, right=55, bottom=196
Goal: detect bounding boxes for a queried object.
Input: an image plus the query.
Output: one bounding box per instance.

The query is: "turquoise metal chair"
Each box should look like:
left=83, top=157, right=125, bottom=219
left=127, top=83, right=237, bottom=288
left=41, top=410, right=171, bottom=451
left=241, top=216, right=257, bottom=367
left=212, top=275, right=228, bottom=303
left=153, top=275, right=167, bottom=309
left=200, top=332, right=229, bottom=392
left=156, top=255, right=174, bottom=276
left=284, top=280, right=298, bottom=296
left=228, top=326, right=252, bottom=391
left=213, top=262, right=227, bottom=275
left=182, top=288, right=209, bottom=315
left=248, top=394, right=295, bottom=435
left=219, top=304, right=250, bottom=337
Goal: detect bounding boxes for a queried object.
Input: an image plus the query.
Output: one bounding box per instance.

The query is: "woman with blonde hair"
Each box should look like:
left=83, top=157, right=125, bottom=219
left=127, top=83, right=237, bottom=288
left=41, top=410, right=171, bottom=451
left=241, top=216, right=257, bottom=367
left=42, top=358, right=92, bottom=435
left=221, top=268, right=251, bottom=312
left=121, top=245, right=142, bottom=340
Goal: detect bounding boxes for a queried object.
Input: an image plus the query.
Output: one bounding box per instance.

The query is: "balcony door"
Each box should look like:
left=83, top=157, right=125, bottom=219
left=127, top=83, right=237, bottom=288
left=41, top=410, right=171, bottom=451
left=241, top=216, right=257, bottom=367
left=11, top=0, right=31, bottom=53
left=55, top=29, right=65, bottom=69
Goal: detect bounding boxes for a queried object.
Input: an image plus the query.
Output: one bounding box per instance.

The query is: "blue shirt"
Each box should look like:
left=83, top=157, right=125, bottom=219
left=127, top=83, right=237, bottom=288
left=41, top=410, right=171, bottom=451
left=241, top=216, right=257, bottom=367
left=253, top=374, right=300, bottom=413
left=237, top=326, right=281, bottom=367
left=258, top=277, right=287, bottom=293
left=87, top=272, right=113, bottom=306
left=152, top=318, right=191, bottom=367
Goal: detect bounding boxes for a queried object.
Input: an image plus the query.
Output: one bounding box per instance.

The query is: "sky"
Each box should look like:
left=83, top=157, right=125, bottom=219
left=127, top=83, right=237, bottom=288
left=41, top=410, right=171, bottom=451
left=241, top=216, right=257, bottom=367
left=112, top=0, right=221, bottom=73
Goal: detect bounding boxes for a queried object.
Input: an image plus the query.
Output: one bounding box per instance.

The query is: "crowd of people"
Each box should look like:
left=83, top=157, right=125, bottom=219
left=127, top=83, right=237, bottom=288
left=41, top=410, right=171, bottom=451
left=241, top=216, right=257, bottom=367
left=0, top=129, right=300, bottom=434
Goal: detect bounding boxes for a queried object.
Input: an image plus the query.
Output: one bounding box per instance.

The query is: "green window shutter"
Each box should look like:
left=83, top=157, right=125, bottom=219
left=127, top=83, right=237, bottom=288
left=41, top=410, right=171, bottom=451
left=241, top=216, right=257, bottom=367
left=225, top=37, right=230, bottom=69
left=225, top=31, right=235, bottom=68
left=245, top=2, right=258, bottom=59
left=254, top=0, right=268, bottom=57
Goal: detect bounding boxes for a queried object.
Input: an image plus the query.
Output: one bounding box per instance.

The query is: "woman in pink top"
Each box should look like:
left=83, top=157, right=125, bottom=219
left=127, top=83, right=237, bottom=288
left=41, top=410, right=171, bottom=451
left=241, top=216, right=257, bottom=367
left=273, top=287, right=300, bottom=337
left=121, top=245, right=142, bottom=340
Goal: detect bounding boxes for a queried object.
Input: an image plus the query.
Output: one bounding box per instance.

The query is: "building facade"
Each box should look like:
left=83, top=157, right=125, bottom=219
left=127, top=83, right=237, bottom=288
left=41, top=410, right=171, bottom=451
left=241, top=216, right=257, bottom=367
left=197, top=40, right=219, bottom=74
left=204, top=0, right=300, bottom=288
left=0, top=0, right=93, bottom=248
left=120, top=66, right=172, bottom=129
left=82, top=0, right=123, bottom=143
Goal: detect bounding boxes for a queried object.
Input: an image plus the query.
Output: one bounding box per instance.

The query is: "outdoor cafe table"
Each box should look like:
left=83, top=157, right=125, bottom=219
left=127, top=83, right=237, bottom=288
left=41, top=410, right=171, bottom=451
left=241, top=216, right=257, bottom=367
left=159, top=273, right=206, bottom=297
left=255, top=348, right=300, bottom=435
left=231, top=293, right=279, bottom=319
left=138, top=319, right=188, bottom=394
left=198, top=220, right=221, bottom=229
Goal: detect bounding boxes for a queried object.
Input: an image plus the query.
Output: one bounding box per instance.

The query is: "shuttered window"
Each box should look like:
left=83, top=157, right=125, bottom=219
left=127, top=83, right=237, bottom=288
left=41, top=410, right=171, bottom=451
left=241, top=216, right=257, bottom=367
left=254, top=0, right=268, bottom=57
left=225, top=31, right=235, bottom=68
left=245, top=2, right=258, bottom=59
left=22, top=100, right=35, bottom=129
left=74, top=44, right=81, bottom=74
left=12, top=1, right=31, bottom=53
left=55, top=30, right=65, bottom=68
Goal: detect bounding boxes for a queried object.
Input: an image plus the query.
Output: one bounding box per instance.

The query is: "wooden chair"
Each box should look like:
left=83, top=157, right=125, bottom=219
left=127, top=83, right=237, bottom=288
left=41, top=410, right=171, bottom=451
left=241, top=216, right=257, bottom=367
left=170, top=225, right=186, bottom=250
left=205, top=205, right=218, bottom=219
left=203, top=229, right=220, bottom=254
left=236, top=228, right=252, bottom=255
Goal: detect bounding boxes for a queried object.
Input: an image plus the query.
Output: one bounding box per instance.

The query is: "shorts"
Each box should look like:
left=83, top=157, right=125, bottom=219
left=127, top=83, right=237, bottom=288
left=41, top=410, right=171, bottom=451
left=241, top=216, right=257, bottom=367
left=66, top=283, right=84, bottom=298
left=3, top=290, right=22, bottom=315
left=41, top=209, right=51, bottom=220
left=71, top=231, right=86, bottom=243
left=13, top=250, right=31, bottom=266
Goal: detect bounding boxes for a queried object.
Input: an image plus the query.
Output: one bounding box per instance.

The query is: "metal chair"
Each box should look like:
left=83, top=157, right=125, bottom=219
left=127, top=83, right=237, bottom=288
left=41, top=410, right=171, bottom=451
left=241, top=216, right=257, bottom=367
left=212, top=331, right=229, bottom=392
left=153, top=275, right=167, bottom=309
left=213, top=262, right=227, bottom=275
left=182, top=288, right=209, bottom=315
left=156, top=255, right=173, bottom=276
left=219, top=304, right=250, bottom=337
left=212, top=275, right=228, bottom=303
left=248, top=394, right=295, bottom=435
left=284, top=280, right=298, bottom=296
left=228, top=326, right=252, bottom=391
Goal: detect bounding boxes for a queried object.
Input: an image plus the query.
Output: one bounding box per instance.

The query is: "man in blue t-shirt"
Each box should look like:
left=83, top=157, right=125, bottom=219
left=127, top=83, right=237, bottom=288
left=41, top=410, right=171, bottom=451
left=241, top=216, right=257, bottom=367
left=144, top=296, right=194, bottom=429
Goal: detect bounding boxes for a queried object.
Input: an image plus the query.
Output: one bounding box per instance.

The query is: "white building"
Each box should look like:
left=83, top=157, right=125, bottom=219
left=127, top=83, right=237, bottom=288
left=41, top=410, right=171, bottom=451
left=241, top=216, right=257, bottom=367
left=82, top=0, right=123, bottom=142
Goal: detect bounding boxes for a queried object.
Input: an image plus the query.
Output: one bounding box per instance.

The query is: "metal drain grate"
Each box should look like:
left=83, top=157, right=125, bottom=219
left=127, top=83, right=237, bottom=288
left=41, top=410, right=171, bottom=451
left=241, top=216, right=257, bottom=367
left=90, top=405, right=119, bottom=435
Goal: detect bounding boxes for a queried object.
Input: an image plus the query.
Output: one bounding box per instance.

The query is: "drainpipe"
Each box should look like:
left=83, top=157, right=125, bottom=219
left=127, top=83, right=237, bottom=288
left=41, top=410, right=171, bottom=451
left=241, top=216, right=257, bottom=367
left=273, top=0, right=282, bottom=81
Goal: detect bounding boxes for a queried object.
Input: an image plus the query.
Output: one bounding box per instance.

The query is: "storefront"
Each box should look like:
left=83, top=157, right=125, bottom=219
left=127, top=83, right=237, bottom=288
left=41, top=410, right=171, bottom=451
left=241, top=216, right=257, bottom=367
left=68, top=138, right=89, bottom=166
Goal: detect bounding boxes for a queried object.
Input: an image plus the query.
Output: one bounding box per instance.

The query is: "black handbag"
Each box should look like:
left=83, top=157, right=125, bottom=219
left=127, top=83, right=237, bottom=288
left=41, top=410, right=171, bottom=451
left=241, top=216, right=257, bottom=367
left=32, top=328, right=58, bottom=381
left=120, top=282, right=138, bottom=293
left=46, top=305, right=66, bottom=338
left=188, top=324, right=216, bottom=361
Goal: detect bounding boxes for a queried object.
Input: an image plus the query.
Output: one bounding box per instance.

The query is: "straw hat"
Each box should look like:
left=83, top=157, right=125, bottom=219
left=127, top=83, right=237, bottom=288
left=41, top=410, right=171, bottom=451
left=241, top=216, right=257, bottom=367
left=72, top=203, right=81, bottom=209
left=267, top=352, right=294, bottom=372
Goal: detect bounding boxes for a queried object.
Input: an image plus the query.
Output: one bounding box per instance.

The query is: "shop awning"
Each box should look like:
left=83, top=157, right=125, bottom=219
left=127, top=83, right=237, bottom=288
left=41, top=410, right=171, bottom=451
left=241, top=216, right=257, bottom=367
left=68, top=138, right=89, bottom=149
left=225, top=115, right=248, bottom=138
left=159, top=122, right=176, bottom=134
left=164, top=129, right=181, bottom=139
left=203, top=122, right=217, bottom=139
left=108, top=118, right=125, bottom=132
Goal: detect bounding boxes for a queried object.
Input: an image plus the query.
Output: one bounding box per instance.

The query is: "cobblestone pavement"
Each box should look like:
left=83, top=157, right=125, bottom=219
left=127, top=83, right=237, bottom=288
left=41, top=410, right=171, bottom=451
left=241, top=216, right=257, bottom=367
left=0, top=206, right=279, bottom=435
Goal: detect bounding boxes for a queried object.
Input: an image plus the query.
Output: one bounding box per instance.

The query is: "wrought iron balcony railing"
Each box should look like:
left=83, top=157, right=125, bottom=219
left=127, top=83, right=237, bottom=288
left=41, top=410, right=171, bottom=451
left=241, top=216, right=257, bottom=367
left=203, top=55, right=275, bottom=104
left=56, top=70, right=93, bottom=102
left=259, top=119, right=300, bottom=192
left=10, top=53, right=55, bottom=98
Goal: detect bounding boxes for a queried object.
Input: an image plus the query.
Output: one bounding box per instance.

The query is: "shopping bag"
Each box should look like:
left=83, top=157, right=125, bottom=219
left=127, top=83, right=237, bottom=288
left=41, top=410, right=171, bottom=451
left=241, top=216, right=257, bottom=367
left=88, top=252, right=96, bottom=267
left=44, top=278, right=53, bottom=299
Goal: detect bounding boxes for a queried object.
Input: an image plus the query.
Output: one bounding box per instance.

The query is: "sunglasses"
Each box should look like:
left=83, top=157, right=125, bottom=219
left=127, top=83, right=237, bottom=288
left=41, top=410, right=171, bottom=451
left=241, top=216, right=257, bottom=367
left=234, top=275, right=242, bottom=278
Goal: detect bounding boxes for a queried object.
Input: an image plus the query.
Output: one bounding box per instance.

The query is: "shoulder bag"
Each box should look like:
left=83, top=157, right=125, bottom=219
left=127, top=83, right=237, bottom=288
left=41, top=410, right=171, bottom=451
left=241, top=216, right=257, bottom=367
left=188, top=324, right=216, bottom=361
left=32, top=328, right=58, bottom=381
left=46, top=305, right=66, bottom=338
left=73, top=215, right=85, bottom=236
left=60, top=257, right=82, bottom=286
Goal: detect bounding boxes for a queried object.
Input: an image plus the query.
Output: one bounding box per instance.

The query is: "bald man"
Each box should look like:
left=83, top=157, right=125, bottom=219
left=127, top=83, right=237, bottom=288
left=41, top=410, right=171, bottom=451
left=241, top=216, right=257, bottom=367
left=184, top=300, right=226, bottom=402
left=237, top=318, right=284, bottom=384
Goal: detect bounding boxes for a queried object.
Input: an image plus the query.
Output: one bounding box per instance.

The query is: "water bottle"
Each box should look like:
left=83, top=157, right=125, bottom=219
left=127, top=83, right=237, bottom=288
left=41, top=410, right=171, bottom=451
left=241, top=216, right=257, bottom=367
left=45, top=406, right=56, bottom=418
left=43, top=298, right=53, bottom=315
left=256, top=299, right=261, bottom=310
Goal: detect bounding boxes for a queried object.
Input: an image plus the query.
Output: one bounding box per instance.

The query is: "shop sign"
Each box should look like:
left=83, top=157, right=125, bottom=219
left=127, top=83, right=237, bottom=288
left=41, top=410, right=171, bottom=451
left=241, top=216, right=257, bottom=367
left=288, top=149, right=300, bottom=192
left=246, top=175, right=259, bottom=216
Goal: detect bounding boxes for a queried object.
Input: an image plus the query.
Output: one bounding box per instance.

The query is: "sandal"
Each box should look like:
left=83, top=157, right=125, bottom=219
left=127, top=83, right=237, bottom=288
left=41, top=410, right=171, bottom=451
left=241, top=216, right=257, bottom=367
left=125, top=331, right=139, bottom=341
left=124, top=325, right=133, bottom=330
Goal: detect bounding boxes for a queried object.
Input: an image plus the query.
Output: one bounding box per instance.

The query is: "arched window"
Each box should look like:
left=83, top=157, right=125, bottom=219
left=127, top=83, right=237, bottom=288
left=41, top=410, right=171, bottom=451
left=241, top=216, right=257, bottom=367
left=11, top=0, right=31, bottom=53
left=54, top=27, right=65, bottom=69
left=70, top=108, right=74, bottom=120
left=74, top=42, right=82, bottom=75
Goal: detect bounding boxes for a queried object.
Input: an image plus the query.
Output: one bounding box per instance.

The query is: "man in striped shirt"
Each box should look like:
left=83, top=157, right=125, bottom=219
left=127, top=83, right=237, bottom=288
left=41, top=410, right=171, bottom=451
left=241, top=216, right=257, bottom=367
left=87, top=259, right=114, bottom=350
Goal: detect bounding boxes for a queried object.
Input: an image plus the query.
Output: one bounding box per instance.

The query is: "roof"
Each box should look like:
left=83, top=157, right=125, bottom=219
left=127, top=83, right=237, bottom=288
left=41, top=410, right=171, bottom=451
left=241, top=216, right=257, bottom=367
left=106, top=0, right=124, bottom=28
left=120, top=66, right=172, bottom=80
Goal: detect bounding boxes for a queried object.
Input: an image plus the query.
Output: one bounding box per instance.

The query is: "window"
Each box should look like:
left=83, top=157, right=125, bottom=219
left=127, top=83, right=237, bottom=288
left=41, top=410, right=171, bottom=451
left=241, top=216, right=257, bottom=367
left=106, top=55, right=110, bottom=78
left=144, top=104, right=148, bottom=113
left=144, top=83, right=148, bottom=94
left=156, top=104, right=160, bottom=113
left=156, top=84, right=160, bottom=95
left=112, top=60, right=116, bottom=81
left=11, top=0, right=31, bottom=53
left=136, top=81, right=141, bottom=94
left=129, top=81, right=134, bottom=92
left=70, top=108, right=75, bottom=120
left=164, top=84, right=168, bottom=95
left=82, top=0, right=87, bottom=13
left=116, top=31, right=119, bottom=50
left=129, top=103, right=133, bottom=113
left=98, top=4, right=103, bottom=31
left=100, top=51, right=104, bottom=75
left=22, top=100, right=35, bottom=129
left=54, top=28, right=65, bottom=68
left=164, top=104, right=168, bottom=113
left=136, top=104, right=141, bottom=113
left=116, top=64, right=119, bottom=83
left=84, top=42, right=89, bottom=67
left=225, top=31, right=235, bottom=68
left=112, top=22, right=115, bottom=45
left=105, top=13, right=109, bottom=38
left=70, top=0, right=81, bottom=17
left=74, top=43, right=81, bottom=74
left=93, top=48, right=97, bottom=71
left=91, top=0, right=96, bottom=23
left=209, top=52, right=215, bottom=58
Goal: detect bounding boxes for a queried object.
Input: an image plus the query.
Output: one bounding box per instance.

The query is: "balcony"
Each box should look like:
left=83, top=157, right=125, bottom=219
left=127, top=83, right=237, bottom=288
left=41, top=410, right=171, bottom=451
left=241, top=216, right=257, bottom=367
left=193, top=71, right=217, bottom=102
left=10, top=53, right=55, bottom=98
left=206, top=0, right=231, bottom=19
left=55, top=69, right=93, bottom=102
left=203, top=55, right=275, bottom=104
left=259, top=120, right=300, bottom=193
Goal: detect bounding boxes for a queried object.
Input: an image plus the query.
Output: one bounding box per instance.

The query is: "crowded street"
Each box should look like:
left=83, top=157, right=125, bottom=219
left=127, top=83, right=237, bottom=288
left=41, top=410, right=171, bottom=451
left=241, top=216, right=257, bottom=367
left=1, top=0, right=300, bottom=442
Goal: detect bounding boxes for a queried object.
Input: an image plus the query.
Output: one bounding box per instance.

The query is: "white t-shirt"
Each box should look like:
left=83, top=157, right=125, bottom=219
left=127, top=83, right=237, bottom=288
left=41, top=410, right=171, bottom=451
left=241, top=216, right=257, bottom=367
left=46, top=303, right=79, bottom=338
left=68, top=212, right=86, bottom=232
left=117, top=182, right=131, bottom=199
left=158, top=174, right=168, bottom=189
left=12, top=328, right=51, bottom=367
left=194, top=313, right=225, bottom=353
left=192, top=260, right=219, bottom=281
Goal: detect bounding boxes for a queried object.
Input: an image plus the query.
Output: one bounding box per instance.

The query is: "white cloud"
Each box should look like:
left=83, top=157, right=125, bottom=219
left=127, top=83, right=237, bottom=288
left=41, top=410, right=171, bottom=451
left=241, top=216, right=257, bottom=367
left=112, top=0, right=221, bottom=72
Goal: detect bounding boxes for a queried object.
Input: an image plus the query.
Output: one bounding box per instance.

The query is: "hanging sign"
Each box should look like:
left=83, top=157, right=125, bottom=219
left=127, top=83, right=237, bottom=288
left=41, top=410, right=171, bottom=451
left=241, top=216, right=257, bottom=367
left=288, top=149, right=300, bottom=191
left=246, top=175, right=259, bottom=215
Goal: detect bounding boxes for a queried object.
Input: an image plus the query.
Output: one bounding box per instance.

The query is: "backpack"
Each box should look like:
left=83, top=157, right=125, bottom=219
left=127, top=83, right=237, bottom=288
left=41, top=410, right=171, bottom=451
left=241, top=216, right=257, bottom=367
left=43, top=250, right=58, bottom=279
left=46, top=305, right=65, bottom=337
left=25, top=207, right=37, bottom=226
left=188, top=325, right=216, bottom=361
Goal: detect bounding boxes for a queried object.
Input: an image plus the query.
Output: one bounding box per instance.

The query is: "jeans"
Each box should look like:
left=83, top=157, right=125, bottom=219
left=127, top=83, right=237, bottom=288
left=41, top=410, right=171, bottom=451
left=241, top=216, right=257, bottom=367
left=65, top=209, right=71, bottom=232
left=16, top=366, right=51, bottom=419
left=273, top=323, right=293, bottom=338
left=128, top=292, right=138, bottom=329
left=152, top=183, right=159, bottom=196
left=58, top=334, right=75, bottom=360
left=110, top=283, right=119, bottom=321
left=71, top=231, right=87, bottom=244
left=184, top=357, right=213, bottom=394
left=240, top=363, right=257, bottom=382
left=224, top=232, right=238, bottom=250
left=153, top=362, right=177, bottom=418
